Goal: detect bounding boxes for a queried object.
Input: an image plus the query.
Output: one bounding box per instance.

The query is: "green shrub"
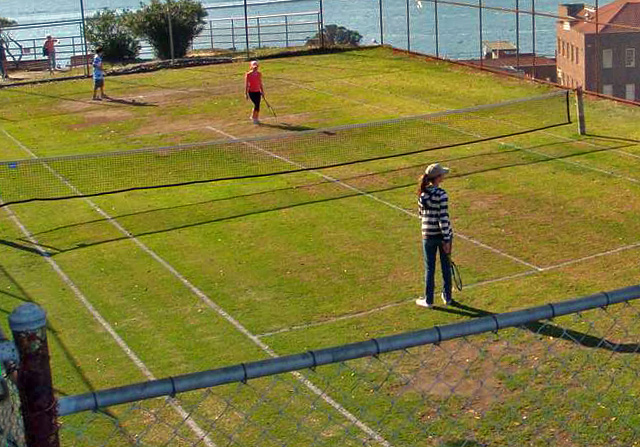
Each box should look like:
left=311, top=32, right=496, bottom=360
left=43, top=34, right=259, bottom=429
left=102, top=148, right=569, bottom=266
left=127, top=0, right=207, bottom=60
left=86, top=9, right=140, bottom=62
left=0, top=17, right=17, bottom=29
left=306, top=24, right=363, bottom=47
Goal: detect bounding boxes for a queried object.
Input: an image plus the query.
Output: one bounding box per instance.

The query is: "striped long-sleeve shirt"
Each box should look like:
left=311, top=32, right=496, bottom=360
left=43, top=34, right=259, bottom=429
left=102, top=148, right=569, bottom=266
left=418, top=186, right=453, bottom=241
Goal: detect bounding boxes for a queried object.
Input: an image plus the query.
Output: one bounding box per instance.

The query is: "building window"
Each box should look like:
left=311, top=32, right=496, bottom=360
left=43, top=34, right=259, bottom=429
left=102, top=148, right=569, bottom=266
left=562, top=41, right=566, bottom=57
left=603, top=84, right=614, bottom=96
left=602, top=49, right=613, bottom=68
left=625, top=48, right=636, bottom=67
left=626, top=84, right=635, bottom=101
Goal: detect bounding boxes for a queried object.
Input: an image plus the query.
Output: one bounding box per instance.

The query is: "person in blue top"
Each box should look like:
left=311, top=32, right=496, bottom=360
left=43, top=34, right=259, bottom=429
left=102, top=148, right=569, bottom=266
left=92, top=46, right=106, bottom=101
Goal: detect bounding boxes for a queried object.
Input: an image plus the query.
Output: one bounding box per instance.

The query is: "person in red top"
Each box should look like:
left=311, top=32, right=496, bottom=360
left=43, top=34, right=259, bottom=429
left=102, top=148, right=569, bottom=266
left=245, top=60, right=264, bottom=124
left=43, top=36, right=58, bottom=74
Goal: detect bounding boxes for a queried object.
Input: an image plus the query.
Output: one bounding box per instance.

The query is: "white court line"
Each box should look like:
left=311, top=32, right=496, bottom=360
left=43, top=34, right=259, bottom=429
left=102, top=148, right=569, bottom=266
left=337, top=73, right=640, bottom=164
left=257, top=270, right=538, bottom=338
left=539, top=240, right=640, bottom=271
left=322, top=75, right=640, bottom=185
left=257, top=239, right=640, bottom=338
left=205, top=126, right=542, bottom=272
left=539, top=131, right=640, bottom=164
left=1, top=130, right=217, bottom=447
left=2, top=129, right=390, bottom=447
left=614, top=149, right=640, bottom=160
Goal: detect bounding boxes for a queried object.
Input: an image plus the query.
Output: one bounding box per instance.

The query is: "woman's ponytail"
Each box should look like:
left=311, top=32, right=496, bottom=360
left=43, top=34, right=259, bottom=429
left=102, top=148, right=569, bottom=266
left=417, top=174, right=432, bottom=197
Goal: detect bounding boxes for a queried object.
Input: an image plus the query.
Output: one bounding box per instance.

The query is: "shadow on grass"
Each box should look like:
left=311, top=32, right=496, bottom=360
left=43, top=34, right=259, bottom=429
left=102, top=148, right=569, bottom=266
left=433, top=302, right=640, bottom=354
left=13, top=138, right=634, bottom=256
left=584, top=134, right=640, bottom=145
left=0, top=239, right=49, bottom=256
left=259, top=122, right=315, bottom=132
left=0, top=264, right=134, bottom=435
left=104, top=95, right=157, bottom=107
left=439, top=441, right=488, bottom=447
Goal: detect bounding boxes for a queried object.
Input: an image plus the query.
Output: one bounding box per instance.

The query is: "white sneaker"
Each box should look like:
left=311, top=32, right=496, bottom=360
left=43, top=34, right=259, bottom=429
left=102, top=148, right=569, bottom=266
left=441, top=292, right=452, bottom=306
left=415, top=297, right=433, bottom=309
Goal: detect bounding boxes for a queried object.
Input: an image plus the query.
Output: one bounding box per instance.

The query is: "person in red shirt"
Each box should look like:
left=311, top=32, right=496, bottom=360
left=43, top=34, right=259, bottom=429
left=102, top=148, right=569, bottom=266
left=245, top=60, right=264, bottom=124
left=43, top=36, right=58, bottom=74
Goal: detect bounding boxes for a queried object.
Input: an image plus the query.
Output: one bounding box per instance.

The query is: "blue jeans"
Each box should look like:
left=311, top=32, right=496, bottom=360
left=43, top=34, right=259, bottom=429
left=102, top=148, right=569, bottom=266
left=423, top=237, right=452, bottom=305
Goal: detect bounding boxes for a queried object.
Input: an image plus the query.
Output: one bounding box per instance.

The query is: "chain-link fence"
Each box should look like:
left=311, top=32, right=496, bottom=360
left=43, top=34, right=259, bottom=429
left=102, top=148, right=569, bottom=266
left=0, top=0, right=323, bottom=84
left=2, top=286, right=635, bottom=447
left=0, top=327, right=23, bottom=447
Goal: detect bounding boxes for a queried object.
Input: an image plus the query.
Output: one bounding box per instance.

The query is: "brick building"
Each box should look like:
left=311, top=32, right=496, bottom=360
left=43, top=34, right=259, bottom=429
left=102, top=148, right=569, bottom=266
left=557, top=0, right=640, bottom=100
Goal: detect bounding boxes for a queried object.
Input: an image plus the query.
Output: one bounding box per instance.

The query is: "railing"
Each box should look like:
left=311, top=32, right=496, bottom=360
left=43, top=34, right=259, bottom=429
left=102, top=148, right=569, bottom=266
left=1, top=285, right=638, bottom=446
left=0, top=10, right=320, bottom=71
left=195, top=11, right=321, bottom=51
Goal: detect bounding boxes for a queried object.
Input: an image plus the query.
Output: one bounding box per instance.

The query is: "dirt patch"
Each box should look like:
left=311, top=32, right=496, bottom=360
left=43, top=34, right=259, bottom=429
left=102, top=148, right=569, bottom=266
left=401, top=340, right=509, bottom=410
left=58, top=98, right=97, bottom=113
left=69, top=108, right=134, bottom=129
left=134, top=115, right=206, bottom=136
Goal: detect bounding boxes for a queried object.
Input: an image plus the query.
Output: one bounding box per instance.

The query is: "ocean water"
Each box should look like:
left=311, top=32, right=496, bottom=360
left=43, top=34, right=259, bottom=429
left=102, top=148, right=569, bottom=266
left=0, top=0, right=561, bottom=59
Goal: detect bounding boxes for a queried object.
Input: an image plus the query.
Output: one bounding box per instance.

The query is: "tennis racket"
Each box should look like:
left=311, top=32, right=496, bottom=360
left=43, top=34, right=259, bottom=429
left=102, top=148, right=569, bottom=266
left=263, top=96, right=277, bottom=119
left=448, top=255, right=463, bottom=291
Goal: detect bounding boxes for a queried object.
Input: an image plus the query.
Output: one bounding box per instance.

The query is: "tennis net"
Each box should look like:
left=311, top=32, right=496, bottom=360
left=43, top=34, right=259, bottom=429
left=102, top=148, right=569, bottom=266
left=0, top=91, right=570, bottom=207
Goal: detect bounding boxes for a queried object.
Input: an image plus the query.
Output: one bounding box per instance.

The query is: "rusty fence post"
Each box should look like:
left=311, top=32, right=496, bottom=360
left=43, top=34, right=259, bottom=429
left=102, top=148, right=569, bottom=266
left=9, top=304, right=59, bottom=447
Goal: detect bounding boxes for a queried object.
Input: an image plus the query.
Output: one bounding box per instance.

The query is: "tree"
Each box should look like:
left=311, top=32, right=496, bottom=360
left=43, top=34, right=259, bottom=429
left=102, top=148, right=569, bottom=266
left=86, top=9, right=140, bottom=62
left=127, top=0, right=207, bottom=60
left=0, top=17, right=16, bottom=30
left=306, top=25, right=363, bottom=47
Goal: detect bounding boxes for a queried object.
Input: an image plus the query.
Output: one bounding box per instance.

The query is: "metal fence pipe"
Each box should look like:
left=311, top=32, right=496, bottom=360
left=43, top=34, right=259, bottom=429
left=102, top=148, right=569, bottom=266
left=515, top=0, right=520, bottom=69
left=406, top=0, right=411, bottom=51
left=243, top=0, right=249, bottom=56
left=379, top=0, right=384, bottom=45
left=58, top=285, right=640, bottom=417
left=209, top=20, right=214, bottom=50
left=434, top=0, right=439, bottom=57
left=531, top=0, right=536, bottom=77
left=257, top=17, right=261, bottom=48
left=478, top=0, right=483, bottom=67
left=285, top=16, right=289, bottom=47
left=318, top=0, right=324, bottom=48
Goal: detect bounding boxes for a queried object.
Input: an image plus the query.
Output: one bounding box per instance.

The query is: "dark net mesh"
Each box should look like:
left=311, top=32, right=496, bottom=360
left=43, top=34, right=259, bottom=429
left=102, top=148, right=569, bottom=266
left=0, top=91, right=569, bottom=206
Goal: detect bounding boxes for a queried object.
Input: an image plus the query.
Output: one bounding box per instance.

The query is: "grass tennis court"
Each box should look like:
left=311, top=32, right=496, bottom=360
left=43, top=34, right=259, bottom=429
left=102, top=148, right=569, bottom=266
left=0, top=47, right=639, bottom=446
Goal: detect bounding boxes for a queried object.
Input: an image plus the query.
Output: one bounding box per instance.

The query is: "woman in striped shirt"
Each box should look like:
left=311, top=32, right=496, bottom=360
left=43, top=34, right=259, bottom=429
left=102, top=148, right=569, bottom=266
left=416, top=163, right=453, bottom=309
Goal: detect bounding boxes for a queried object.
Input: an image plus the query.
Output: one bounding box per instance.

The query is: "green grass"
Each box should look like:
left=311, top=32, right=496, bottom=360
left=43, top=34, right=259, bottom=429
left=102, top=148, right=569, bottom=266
left=0, top=47, right=639, bottom=446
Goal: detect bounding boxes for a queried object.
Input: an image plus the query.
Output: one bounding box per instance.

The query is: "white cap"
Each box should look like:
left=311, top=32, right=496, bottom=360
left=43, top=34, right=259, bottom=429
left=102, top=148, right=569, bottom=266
left=425, top=163, right=450, bottom=179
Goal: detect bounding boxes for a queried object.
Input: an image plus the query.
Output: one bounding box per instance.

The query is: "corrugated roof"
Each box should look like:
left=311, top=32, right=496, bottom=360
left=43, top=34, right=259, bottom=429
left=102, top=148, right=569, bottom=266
left=572, top=0, right=640, bottom=33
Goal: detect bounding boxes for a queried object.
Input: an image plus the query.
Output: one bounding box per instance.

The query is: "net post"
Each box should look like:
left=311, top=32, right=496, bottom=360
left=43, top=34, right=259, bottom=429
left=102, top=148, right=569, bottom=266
left=9, top=303, right=60, bottom=447
left=575, top=87, right=586, bottom=135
